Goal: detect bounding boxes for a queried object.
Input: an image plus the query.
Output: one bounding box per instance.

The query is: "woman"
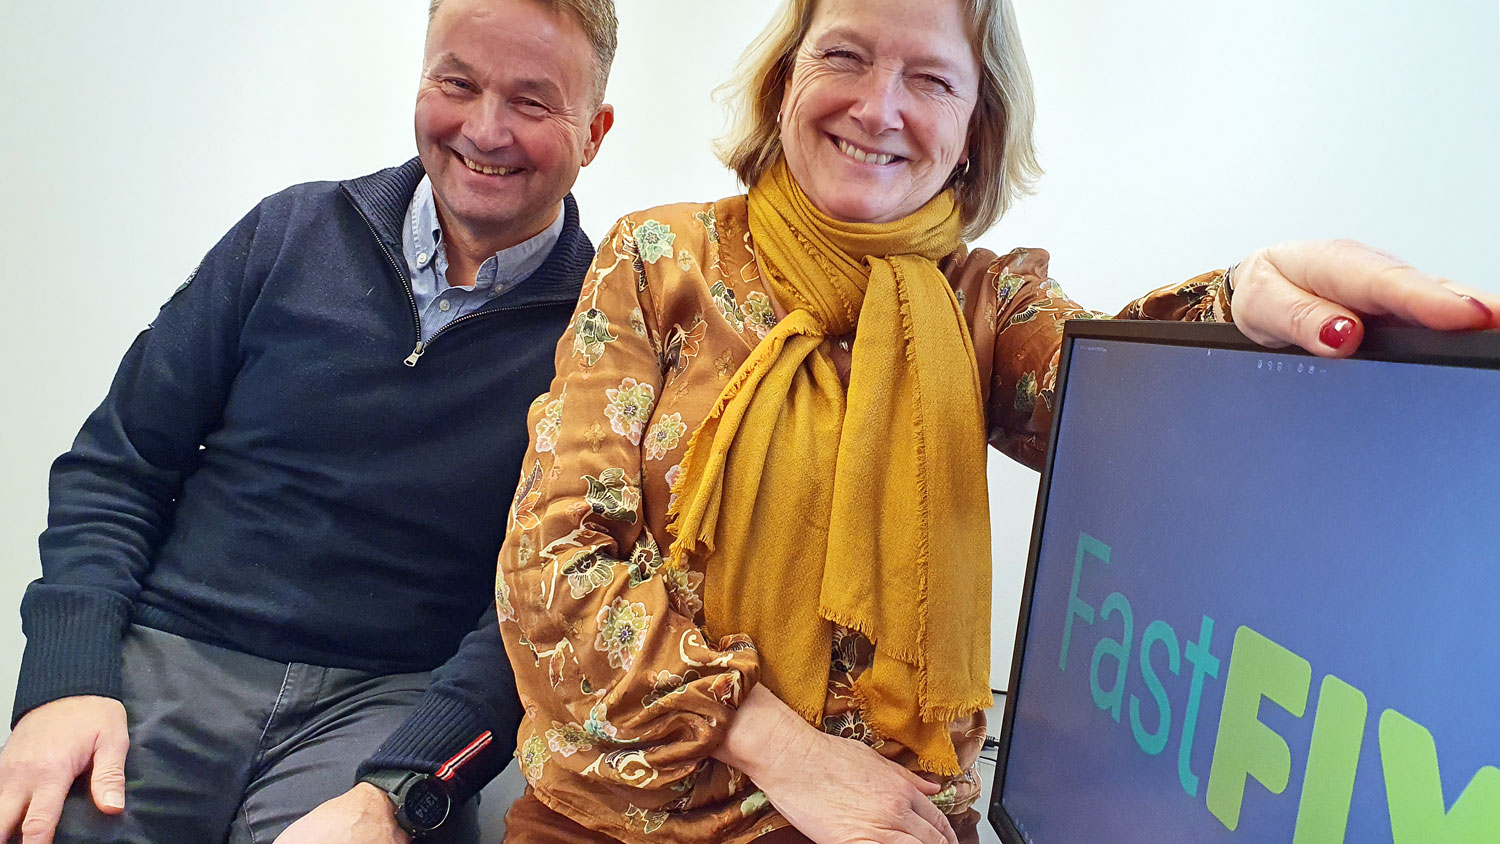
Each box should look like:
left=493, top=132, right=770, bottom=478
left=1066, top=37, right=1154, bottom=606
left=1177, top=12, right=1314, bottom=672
left=496, top=0, right=1497, bottom=842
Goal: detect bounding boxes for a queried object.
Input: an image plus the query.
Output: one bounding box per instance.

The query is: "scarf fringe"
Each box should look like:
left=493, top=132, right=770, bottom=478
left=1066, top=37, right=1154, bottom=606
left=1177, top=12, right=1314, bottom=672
left=820, top=603, right=991, bottom=721
left=786, top=227, right=859, bottom=331
left=664, top=319, right=820, bottom=567
left=844, top=682, right=886, bottom=741
left=825, top=587, right=993, bottom=719
left=893, top=262, right=939, bottom=718
left=817, top=604, right=922, bottom=665
left=786, top=697, right=826, bottom=727
left=919, top=692, right=996, bottom=726
left=855, top=673, right=982, bottom=778
left=915, top=752, right=966, bottom=779
left=663, top=409, right=725, bottom=562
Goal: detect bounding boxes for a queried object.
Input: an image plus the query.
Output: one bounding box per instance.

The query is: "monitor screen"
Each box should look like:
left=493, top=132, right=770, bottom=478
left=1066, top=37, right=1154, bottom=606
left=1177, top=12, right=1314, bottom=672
left=992, top=325, right=1500, bottom=844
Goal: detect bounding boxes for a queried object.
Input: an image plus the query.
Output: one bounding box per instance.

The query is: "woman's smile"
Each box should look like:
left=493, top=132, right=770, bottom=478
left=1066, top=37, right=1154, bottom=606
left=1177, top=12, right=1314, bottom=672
left=830, top=135, right=903, bottom=167
left=778, top=0, right=980, bottom=224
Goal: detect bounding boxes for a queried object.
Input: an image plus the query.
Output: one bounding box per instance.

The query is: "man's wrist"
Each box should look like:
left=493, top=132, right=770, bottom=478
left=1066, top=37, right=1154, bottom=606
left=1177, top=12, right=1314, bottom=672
left=353, top=780, right=398, bottom=810
left=357, top=770, right=451, bottom=838
left=346, top=783, right=413, bottom=843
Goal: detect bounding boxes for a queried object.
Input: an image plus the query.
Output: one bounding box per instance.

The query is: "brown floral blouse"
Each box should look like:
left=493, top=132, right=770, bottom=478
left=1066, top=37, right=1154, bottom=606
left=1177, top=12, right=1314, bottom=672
left=496, top=195, right=1230, bottom=843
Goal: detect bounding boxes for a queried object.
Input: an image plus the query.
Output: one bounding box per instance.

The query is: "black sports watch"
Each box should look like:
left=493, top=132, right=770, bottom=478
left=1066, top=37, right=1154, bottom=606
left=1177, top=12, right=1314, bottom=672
left=358, top=769, right=452, bottom=837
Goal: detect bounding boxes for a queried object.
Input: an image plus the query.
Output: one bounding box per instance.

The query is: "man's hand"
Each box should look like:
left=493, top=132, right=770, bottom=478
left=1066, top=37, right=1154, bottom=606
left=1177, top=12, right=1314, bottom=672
left=273, top=783, right=408, bottom=844
left=0, top=695, right=129, bottom=844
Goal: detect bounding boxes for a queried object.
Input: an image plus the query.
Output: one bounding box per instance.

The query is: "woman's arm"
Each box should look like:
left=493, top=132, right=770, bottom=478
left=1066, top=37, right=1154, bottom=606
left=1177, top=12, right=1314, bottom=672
left=497, top=216, right=760, bottom=801
left=968, top=239, right=1499, bottom=468
left=953, top=246, right=1143, bottom=470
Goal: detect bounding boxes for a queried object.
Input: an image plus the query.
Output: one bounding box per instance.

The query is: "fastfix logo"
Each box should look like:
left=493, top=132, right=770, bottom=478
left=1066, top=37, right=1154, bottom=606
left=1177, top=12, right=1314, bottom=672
left=1059, top=532, right=1498, bottom=842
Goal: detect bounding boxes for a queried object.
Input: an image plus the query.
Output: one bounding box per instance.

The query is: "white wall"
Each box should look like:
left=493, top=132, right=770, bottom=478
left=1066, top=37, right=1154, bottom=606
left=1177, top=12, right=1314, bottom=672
left=1, top=1, right=1496, bottom=730
left=979, top=0, right=1500, bottom=689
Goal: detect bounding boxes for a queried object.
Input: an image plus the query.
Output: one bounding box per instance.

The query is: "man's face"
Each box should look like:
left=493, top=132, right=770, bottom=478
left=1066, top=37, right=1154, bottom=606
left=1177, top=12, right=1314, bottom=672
left=415, top=0, right=612, bottom=250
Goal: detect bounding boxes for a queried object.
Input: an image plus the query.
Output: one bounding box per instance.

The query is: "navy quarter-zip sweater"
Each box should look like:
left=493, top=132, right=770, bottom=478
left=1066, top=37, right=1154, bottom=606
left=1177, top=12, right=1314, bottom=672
left=16, top=159, right=590, bottom=799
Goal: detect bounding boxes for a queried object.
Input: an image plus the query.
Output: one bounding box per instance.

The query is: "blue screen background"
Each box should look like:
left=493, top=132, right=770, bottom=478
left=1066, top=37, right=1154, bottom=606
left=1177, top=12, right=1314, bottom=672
left=999, top=337, right=1500, bottom=843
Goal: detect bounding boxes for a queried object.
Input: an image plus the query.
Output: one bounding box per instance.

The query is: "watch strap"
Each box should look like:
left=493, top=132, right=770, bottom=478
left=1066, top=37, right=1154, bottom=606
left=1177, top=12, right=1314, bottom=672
left=360, top=768, right=420, bottom=795
left=358, top=769, right=450, bottom=836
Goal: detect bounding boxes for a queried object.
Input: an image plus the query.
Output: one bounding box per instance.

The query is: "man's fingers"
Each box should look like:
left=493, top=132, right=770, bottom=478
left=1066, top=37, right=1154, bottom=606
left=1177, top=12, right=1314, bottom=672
left=89, top=733, right=128, bottom=815
left=0, top=787, right=30, bottom=840
left=18, top=781, right=67, bottom=844
left=0, top=697, right=131, bottom=840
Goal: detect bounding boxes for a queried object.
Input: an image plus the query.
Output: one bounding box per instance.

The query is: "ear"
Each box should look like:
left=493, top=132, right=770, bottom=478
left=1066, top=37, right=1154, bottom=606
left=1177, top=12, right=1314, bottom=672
left=580, top=104, right=615, bottom=168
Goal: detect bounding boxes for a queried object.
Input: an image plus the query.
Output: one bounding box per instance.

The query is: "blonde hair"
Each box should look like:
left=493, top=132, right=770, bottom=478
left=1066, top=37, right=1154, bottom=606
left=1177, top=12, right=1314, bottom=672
left=716, top=0, right=1041, bottom=240
left=427, top=0, right=618, bottom=104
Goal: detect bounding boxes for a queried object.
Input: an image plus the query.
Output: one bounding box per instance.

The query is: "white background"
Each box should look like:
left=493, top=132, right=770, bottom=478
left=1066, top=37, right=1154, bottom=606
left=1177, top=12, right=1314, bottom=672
left=1, top=1, right=1497, bottom=731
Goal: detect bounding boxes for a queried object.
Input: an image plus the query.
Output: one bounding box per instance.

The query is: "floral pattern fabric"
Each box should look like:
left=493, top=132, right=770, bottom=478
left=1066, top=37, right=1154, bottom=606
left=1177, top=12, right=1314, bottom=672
left=497, top=196, right=1230, bottom=843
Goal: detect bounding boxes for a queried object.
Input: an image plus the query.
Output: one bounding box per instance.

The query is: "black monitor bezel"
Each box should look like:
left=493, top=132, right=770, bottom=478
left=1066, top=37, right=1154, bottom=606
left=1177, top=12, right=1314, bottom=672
left=986, top=321, right=1500, bottom=842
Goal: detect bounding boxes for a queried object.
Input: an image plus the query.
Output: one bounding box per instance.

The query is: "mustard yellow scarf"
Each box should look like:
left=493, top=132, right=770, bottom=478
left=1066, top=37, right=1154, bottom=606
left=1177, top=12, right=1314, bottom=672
left=667, top=161, right=993, bottom=775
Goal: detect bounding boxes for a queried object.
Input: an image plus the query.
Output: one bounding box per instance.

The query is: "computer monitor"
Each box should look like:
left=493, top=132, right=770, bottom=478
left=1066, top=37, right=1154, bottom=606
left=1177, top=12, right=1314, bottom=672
left=989, top=321, right=1500, bottom=844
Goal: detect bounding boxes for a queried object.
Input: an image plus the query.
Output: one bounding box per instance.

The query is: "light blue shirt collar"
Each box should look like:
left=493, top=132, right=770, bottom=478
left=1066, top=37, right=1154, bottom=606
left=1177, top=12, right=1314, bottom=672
left=403, top=176, right=565, bottom=342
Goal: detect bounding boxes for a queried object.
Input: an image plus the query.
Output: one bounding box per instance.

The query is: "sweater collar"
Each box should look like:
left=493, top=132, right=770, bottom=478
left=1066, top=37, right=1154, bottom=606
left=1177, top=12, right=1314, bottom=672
left=341, top=158, right=594, bottom=308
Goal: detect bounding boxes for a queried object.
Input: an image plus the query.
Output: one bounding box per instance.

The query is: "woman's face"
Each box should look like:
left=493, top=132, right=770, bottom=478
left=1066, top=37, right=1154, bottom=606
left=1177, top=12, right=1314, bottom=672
left=780, top=0, right=981, bottom=225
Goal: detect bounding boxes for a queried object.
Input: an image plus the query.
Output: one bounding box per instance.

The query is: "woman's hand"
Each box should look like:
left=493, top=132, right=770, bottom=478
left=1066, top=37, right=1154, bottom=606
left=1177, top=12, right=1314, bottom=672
left=713, top=685, right=959, bottom=844
left=1230, top=240, right=1498, bottom=357
left=756, top=729, right=960, bottom=844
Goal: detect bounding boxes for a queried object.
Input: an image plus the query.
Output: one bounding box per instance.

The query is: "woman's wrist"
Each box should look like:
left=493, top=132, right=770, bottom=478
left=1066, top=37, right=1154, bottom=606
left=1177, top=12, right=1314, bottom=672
left=711, top=683, right=817, bottom=784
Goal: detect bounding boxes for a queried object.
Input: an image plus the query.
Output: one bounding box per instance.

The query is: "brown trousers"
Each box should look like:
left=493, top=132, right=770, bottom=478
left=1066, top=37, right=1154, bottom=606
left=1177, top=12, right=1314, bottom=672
left=503, top=790, right=983, bottom=844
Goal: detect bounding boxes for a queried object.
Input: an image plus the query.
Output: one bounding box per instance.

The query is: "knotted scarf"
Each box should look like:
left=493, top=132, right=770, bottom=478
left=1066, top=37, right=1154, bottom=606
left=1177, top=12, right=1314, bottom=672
left=666, top=160, right=993, bottom=775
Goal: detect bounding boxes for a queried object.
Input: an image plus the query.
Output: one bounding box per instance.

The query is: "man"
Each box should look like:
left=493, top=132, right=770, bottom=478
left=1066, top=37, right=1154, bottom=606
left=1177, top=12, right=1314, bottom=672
left=0, top=0, right=615, bottom=841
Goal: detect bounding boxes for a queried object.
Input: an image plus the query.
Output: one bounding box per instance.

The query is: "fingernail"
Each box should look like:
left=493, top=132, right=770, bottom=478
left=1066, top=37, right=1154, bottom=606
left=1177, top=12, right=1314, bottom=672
left=1320, top=316, right=1357, bottom=350
left=105, top=790, right=125, bottom=809
left=1460, top=295, right=1494, bottom=322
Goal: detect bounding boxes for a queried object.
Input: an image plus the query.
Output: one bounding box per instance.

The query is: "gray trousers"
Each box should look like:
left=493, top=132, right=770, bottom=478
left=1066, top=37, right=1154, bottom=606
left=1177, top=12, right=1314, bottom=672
left=56, top=626, right=479, bottom=844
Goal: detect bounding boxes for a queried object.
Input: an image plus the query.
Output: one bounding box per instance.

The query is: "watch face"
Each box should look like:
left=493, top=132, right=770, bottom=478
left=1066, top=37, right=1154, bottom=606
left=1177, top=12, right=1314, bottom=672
left=402, top=777, right=451, bottom=831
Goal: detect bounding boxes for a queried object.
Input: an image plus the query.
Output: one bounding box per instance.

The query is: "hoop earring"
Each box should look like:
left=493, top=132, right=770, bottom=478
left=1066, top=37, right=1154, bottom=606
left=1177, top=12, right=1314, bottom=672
left=951, top=160, right=970, bottom=187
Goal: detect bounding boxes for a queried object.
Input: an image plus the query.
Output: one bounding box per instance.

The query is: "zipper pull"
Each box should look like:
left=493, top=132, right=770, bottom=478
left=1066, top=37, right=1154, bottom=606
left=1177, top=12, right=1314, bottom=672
left=403, top=341, right=426, bottom=367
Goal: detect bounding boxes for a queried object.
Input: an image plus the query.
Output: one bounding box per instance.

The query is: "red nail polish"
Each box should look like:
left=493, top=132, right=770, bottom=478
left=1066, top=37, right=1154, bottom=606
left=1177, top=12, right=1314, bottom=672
left=1461, top=296, right=1494, bottom=322
left=1320, top=317, right=1357, bottom=350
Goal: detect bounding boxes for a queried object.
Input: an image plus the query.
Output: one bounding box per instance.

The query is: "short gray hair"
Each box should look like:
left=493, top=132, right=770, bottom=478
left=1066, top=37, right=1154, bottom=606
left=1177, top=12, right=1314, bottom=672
left=427, top=0, right=617, bottom=104
left=716, top=0, right=1041, bottom=240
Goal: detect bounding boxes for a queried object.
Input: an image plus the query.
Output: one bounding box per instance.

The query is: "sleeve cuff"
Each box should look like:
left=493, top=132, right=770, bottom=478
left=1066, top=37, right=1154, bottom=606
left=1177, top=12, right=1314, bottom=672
left=12, top=585, right=131, bottom=725
left=359, top=689, right=518, bottom=804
